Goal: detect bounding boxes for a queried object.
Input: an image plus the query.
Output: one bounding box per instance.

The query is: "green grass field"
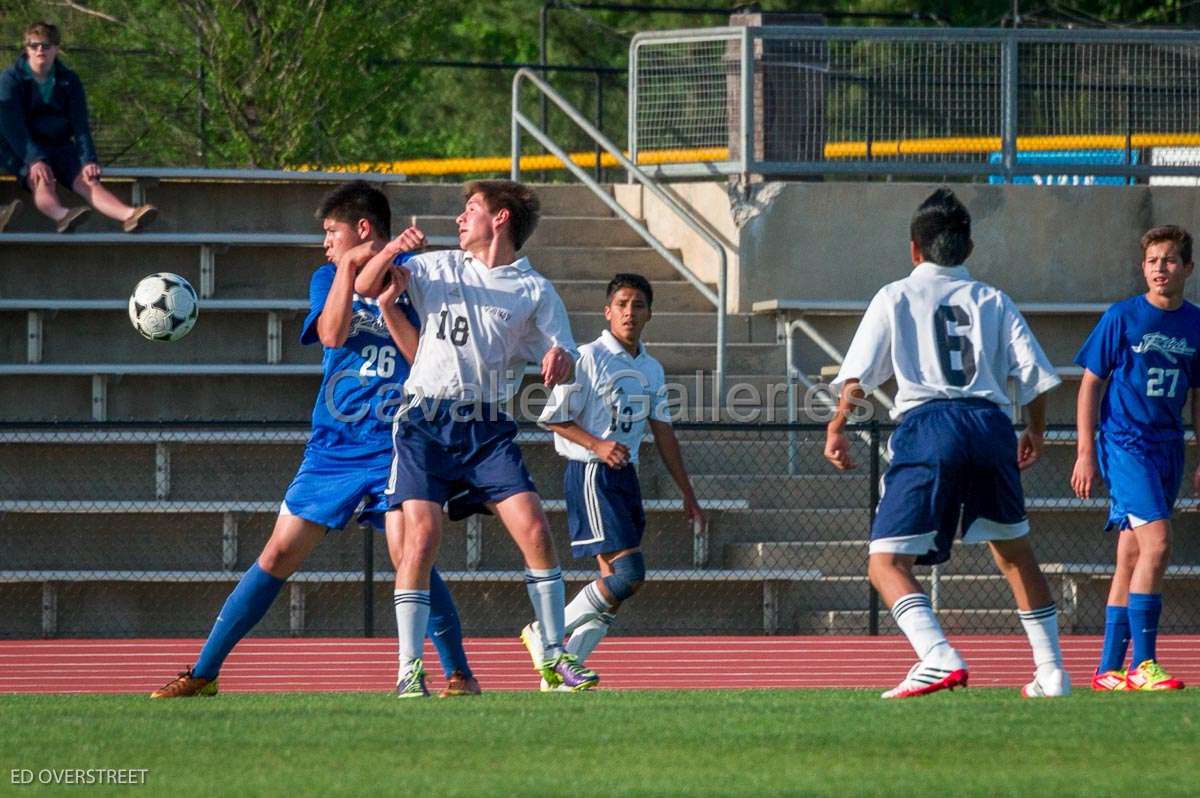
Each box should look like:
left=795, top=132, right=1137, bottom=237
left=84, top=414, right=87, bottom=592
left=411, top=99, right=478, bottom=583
left=2, top=690, right=1197, bottom=796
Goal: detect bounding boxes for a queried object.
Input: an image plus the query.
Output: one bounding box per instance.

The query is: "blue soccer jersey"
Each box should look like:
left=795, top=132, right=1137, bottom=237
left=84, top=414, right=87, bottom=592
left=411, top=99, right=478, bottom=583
left=1074, top=295, right=1200, bottom=445
left=300, top=262, right=420, bottom=460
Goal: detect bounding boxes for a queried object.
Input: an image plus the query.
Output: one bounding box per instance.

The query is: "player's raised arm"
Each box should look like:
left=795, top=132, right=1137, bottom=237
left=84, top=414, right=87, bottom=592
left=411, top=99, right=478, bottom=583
left=378, top=265, right=419, bottom=364
left=355, top=227, right=425, bottom=297
left=316, top=239, right=380, bottom=348
left=1071, top=369, right=1106, bottom=496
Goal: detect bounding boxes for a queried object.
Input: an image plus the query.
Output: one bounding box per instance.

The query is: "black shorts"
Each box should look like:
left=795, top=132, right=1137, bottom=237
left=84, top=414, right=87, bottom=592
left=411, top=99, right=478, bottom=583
left=16, top=145, right=83, bottom=192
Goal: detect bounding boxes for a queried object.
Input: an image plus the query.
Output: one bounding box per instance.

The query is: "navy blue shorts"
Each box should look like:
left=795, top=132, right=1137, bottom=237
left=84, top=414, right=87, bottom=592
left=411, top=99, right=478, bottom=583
left=564, top=460, right=645, bottom=558
left=282, top=447, right=392, bottom=531
left=386, top=400, right=536, bottom=507
left=871, top=399, right=1029, bottom=566
left=16, top=145, right=83, bottom=192
left=1098, top=434, right=1185, bottom=531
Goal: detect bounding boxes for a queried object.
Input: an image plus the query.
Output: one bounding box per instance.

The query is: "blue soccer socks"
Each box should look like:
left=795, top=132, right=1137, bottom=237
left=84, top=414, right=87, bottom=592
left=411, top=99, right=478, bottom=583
left=193, top=563, right=286, bottom=681
left=1097, top=604, right=1132, bottom=673
left=427, top=568, right=471, bottom=679
left=1128, top=592, right=1163, bottom=668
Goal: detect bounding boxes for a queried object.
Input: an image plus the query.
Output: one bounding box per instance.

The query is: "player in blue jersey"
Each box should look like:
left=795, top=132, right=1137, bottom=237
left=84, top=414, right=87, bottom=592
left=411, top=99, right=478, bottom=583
left=151, top=181, right=479, bottom=699
left=826, top=189, right=1069, bottom=699
left=1072, top=225, right=1198, bottom=692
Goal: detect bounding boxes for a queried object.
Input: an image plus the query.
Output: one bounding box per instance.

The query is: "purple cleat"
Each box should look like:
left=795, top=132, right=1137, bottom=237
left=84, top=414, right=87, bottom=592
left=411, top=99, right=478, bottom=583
left=541, top=652, right=599, bottom=692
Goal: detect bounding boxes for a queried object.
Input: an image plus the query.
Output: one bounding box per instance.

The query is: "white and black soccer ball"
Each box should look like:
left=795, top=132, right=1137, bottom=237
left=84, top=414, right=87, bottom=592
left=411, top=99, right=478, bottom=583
left=128, top=273, right=199, bottom=341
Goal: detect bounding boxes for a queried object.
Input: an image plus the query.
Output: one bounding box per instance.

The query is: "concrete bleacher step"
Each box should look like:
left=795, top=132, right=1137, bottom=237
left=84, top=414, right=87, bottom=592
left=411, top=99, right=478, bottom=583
left=725, top=540, right=867, bottom=574
left=0, top=182, right=619, bottom=235
left=0, top=372, right=800, bottom=422
left=0, top=243, right=684, bottom=297
left=414, top=215, right=647, bottom=249
left=690, top=473, right=868, bottom=509
left=784, top=573, right=1025, bottom=611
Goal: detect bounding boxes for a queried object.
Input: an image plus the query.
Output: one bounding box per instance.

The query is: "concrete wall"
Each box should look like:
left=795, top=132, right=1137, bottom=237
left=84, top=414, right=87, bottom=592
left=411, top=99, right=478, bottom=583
left=622, top=181, right=1200, bottom=312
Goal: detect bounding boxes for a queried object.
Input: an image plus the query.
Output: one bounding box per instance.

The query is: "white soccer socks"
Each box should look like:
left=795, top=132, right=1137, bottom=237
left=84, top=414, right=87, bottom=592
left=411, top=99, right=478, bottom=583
left=394, top=589, right=430, bottom=682
left=891, top=592, right=966, bottom=671
left=1018, top=604, right=1070, bottom=697
left=525, top=568, right=566, bottom=659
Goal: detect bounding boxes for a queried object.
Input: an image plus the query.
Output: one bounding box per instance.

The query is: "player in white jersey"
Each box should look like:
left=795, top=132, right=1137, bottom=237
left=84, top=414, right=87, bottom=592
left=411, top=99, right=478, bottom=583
left=519, top=273, right=704, bottom=688
left=355, top=179, right=599, bottom=695
left=825, top=189, right=1070, bottom=698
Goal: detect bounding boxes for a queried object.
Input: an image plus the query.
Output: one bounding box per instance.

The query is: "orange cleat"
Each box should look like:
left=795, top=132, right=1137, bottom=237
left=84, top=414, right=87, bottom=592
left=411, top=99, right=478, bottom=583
left=438, top=670, right=482, bottom=698
left=150, top=669, right=217, bottom=699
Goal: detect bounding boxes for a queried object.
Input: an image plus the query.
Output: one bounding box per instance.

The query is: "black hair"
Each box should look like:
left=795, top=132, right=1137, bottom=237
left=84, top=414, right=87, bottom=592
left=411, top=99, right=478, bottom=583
left=606, top=273, right=653, bottom=307
left=315, top=180, right=391, bottom=238
left=910, top=188, right=972, bottom=266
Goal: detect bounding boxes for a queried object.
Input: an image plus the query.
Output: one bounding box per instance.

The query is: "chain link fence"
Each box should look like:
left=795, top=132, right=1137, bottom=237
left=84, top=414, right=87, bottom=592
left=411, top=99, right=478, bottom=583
left=630, top=26, right=1200, bottom=182
left=3, top=421, right=1197, bottom=639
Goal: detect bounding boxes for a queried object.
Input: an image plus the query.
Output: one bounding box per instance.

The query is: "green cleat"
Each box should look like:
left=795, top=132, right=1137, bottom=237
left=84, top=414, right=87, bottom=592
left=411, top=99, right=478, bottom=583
left=396, top=659, right=430, bottom=698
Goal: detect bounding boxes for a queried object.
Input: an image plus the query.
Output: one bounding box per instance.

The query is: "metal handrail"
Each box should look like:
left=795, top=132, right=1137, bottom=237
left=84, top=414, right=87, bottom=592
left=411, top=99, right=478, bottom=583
left=511, top=67, right=727, bottom=399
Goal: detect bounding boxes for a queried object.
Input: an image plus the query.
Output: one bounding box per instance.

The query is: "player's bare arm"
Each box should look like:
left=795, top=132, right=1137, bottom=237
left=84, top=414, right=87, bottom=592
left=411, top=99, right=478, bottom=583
left=354, top=227, right=424, bottom=297
left=316, top=244, right=375, bottom=348
left=1192, top=387, right=1200, bottom=495
left=1017, top=392, right=1047, bottom=471
left=542, top=345, right=575, bottom=387
left=1071, top=369, right=1105, bottom=496
left=649, top=418, right=704, bottom=527
left=824, top=380, right=863, bottom=471
left=378, top=265, right=419, bottom=364
left=544, top=420, right=630, bottom=468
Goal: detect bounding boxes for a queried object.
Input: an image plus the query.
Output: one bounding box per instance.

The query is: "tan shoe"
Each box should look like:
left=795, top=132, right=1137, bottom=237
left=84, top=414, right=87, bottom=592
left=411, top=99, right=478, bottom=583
left=438, top=670, right=482, bottom=698
left=0, top=199, right=21, bottom=232
left=56, top=206, right=90, bottom=233
left=123, top=204, right=158, bottom=233
left=149, top=668, right=218, bottom=698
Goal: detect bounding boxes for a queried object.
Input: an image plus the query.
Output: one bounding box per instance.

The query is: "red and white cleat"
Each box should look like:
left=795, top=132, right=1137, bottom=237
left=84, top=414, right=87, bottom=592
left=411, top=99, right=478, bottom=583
left=881, top=661, right=969, bottom=699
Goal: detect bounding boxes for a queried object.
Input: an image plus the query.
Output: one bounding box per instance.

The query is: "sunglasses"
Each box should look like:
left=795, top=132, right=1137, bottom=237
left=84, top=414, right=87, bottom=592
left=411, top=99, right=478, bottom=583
left=25, top=42, right=55, bottom=51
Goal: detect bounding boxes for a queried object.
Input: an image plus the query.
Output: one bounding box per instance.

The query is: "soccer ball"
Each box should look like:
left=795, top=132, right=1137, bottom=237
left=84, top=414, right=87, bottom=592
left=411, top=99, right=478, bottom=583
left=128, top=273, right=199, bottom=341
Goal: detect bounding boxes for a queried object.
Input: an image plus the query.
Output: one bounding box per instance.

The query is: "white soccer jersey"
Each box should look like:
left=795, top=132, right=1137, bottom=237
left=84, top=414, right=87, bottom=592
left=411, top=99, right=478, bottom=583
left=833, top=262, right=1060, bottom=419
left=401, top=250, right=578, bottom=404
left=538, top=330, right=670, bottom=463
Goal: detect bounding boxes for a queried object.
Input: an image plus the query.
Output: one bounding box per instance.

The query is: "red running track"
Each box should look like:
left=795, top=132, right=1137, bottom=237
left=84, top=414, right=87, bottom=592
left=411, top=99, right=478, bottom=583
left=1, top=636, right=1198, bottom=694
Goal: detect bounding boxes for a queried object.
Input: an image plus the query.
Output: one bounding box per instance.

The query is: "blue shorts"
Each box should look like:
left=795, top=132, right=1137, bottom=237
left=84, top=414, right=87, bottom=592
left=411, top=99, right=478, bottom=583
left=564, top=460, right=645, bottom=558
left=1098, top=434, right=1184, bottom=531
left=386, top=400, right=536, bottom=507
left=871, top=399, right=1030, bottom=566
left=15, top=145, right=83, bottom=192
left=282, top=447, right=392, bottom=531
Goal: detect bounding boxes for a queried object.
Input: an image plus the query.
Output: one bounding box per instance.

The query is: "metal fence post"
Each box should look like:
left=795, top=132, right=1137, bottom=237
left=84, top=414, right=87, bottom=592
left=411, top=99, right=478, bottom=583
left=363, top=524, right=375, bottom=638
left=1001, top=32, right=1019, bottom=184
left=868, top=420, right=881, bottom=635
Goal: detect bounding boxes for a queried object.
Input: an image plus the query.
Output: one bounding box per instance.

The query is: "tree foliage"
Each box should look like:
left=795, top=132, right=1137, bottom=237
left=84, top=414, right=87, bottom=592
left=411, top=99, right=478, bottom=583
left=0, top=1, right=1196, bottom=169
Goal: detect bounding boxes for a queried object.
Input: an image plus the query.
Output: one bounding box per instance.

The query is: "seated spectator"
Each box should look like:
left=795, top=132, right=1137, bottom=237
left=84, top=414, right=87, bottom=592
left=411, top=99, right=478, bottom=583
left=0, top=21, right=156, bottom=233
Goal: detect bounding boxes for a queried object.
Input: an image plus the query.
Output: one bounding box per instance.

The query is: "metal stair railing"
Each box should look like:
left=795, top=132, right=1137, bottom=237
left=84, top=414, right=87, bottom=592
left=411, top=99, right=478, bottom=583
left=511, top=67, right=727, bottom=400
